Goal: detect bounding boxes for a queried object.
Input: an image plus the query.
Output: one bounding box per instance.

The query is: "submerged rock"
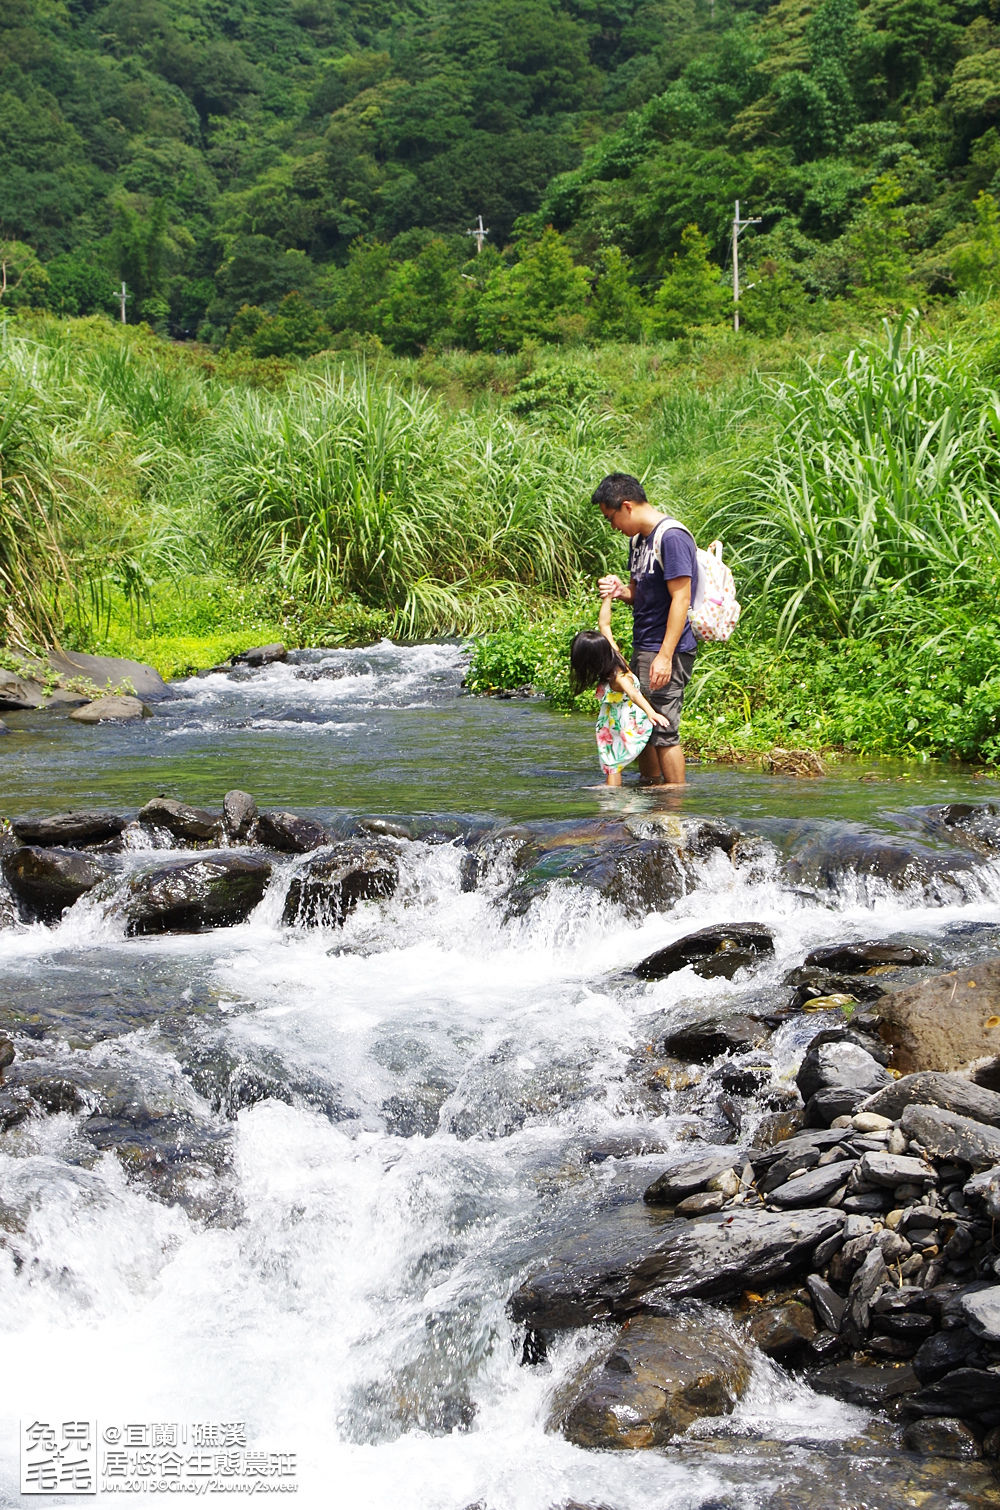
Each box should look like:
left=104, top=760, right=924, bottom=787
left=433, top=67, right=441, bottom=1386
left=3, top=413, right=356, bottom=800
left=282, top=842, right=398, bottom=927
left=635, top=922, right=775, bottom=982
left=70, top=695, right=152, bottom=722
left=554, top=1314, right=752, bottom=1449
left=1, top=845, right=118, bottom=922
left=662, top=1015, right=765, bottom=1062
left=122, top=853, right=272, bottom=934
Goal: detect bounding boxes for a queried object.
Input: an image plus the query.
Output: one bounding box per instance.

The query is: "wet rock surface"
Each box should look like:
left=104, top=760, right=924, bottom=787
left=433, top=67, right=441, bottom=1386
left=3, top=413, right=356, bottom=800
left=282, top=841, right=399, bottom=927
left=2, top=845, right=118, bottom=922
left=121, top=853, right=272, bottom=934
left=10, top=811, right=129, bottom=847
left=634, top=922, right=775, bottom=982
left=138, top=797, right=221, bottom=843
left=554, top=1314, right=752, bottom=1448
left=509, top=1206, right=845, bottom=1329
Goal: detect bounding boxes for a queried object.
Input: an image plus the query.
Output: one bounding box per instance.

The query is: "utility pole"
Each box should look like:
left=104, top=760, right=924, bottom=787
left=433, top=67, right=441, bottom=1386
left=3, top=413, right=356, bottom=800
left=118, top=281, right=128, bottom=323
left=732, top=200, right=761, bottom=332
left=465, top=214, right=489, bottom=254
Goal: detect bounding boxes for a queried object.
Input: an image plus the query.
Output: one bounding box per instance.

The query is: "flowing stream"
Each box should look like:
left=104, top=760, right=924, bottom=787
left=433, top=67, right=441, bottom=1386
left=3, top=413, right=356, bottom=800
left=2, top=643, right=1000, bottom=1509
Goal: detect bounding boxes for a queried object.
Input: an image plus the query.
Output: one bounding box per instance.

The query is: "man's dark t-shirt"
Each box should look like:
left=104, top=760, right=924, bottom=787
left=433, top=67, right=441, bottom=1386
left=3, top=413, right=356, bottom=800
left=629, top=522, right=699, bottom=656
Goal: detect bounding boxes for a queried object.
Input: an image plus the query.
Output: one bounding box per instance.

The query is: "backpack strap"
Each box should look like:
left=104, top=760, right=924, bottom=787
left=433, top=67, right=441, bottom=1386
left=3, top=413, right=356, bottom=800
left=650, top=516, right=696, bottom=570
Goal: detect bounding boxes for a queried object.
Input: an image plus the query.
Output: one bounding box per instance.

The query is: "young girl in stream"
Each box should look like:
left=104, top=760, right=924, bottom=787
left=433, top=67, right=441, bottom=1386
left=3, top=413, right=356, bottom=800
left=570, top=595, right=670, bottom=786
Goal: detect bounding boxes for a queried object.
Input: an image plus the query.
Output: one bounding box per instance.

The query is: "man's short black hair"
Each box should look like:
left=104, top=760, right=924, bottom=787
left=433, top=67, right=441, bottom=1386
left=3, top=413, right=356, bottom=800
left=591, top=473, right=647, bottom=509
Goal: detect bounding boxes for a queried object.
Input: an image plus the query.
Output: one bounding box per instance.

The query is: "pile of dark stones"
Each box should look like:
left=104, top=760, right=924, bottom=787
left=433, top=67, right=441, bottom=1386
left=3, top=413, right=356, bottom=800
left=509, top=926, right=1000, bottom=1467
left=0, top=794, right=399, bottom=935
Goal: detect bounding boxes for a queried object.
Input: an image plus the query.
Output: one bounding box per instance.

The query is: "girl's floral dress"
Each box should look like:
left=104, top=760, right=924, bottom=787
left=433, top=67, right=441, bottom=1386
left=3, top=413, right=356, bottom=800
left=595, top=675, right=654, bottom=776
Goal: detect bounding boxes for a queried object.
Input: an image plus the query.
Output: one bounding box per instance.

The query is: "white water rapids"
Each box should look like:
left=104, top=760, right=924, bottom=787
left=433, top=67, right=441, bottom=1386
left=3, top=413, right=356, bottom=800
left=1, top=644, right=999, bottom=1509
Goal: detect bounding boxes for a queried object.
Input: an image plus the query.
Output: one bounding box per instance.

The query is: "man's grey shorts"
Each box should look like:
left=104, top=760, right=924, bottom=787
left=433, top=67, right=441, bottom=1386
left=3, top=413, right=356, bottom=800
left=630, top=649, right=696, bottom=748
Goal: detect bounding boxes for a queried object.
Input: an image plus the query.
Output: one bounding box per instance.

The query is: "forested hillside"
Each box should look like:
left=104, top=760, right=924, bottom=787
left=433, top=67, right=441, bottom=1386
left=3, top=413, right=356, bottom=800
left=3, top=0, right=1000, bottom=351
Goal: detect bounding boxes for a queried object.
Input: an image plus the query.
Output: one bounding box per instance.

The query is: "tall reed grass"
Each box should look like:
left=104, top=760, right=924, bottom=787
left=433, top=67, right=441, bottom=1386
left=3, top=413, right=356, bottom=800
left=205, top=364, right=616, bottom=635
left=710, top=316, right=1000, bottom=645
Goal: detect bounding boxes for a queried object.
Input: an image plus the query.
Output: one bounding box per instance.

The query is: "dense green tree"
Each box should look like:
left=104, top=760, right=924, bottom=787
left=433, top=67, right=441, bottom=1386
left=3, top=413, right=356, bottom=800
left=378, top=238, right=462, bottom=353
left=44, top=250, right=113, bottom=316
left=0, top=238, right=49, bottom=307
left=586, top=245, right=644, bottom=340
left=646, top=222, right=729, bottom=337
left=845, top=171, right=911, bottom=299
left=952, top=189, right=1000, bottom=292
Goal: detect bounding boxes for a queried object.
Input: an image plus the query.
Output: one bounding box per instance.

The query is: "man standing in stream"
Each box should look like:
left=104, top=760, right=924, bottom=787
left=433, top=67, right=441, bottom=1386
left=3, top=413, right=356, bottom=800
left=594, top=472, right=698, bottom=786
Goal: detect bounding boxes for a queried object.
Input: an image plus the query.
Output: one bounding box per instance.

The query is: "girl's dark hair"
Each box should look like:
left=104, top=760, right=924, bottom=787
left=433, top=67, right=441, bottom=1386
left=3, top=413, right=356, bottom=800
left=569, top=631, right=629, bottom=694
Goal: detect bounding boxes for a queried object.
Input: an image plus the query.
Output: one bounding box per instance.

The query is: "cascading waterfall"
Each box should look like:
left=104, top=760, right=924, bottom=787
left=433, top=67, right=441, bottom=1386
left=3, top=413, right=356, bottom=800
left=2, top=644, right=999, bottom=1509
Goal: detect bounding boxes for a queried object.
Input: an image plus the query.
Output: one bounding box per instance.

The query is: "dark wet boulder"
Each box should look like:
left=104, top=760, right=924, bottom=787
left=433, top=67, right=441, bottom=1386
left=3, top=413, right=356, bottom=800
left=901, top=1103, right=1000, bottom=1171
left=138, top=797, right=220, bottom=844
left=662, top=1015, right=765, bottom=1062
left=508, top=1205, right=844, bottom=1330
left=804, top=1086, right=870, bottom=1127
left=742, top=1297, right=818, bottom=1362
left=809, top=1361, right=918, bottom=1408
left=785, top=966, right=888, bottom=1008
left=0, top=1039, right=13, bottom=1082
left=282, top=841, right=398, bottom=927
left=804, top=941, right=932, bottom=973
left=644, top=1154, right=742, bottom=1205
left=909, top=1368, right=1000, bottom=1426
left=912, top=1325, right=989, bottom=1384
left=70, top=695, right=151, bottom=722
left=0, top=1086, right=35, bottom=1129
left=232, top=642, right=287, bottom=667
left=2, top=845, right=118, bottom=922
left=872, top=959, right=1000, bottom=1075
left=635, top=923, right=774, bottom=982
left=11, top=811, right=129, bottom=848
left=796, top=1032, right=891, bottom=1104
left=861, top=1072, right=1000, bottom=1129
left=222, top=790, right=258, bottom=842
left=934, top=802, right=1000, bottom=854
left=902, top=1417, right=982, bottom=1459
left=553, top=1314, right=752, bottom=1449
left=122, top=853, right=272, bottom=935
left=255, top=810, right=330, bottom=854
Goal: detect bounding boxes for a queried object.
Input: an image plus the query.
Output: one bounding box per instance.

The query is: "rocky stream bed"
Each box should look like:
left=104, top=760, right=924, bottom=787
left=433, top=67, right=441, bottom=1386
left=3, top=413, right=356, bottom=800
left=4, top=643, right=1000, bottom=1508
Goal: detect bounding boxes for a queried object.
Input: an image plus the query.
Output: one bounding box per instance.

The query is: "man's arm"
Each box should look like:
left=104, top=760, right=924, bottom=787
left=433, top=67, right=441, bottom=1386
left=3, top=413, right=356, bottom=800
left=648, top=576, right=691, bottom=690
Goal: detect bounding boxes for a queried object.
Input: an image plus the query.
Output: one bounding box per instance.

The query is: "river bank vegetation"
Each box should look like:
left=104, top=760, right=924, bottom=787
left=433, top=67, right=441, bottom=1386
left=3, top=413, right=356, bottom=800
left=2, top=301, right=1000, bottom=765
